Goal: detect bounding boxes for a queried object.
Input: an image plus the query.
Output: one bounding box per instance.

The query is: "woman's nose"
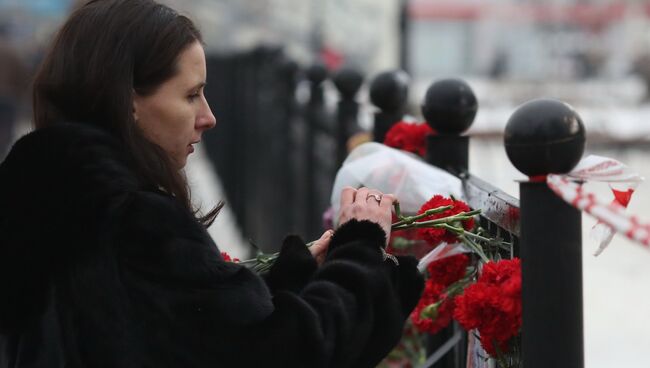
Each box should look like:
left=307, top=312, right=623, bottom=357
left=198, top=99, right=216, bottom=130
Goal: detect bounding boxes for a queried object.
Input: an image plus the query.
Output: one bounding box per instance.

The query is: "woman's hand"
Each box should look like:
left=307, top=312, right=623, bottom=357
left=337, top=186, right=396, bottom=244
left=309, top=229, right=333, bottom=265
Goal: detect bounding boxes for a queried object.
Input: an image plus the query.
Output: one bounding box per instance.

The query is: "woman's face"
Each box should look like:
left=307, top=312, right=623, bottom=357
left=133, top=40, right=216, bottom=169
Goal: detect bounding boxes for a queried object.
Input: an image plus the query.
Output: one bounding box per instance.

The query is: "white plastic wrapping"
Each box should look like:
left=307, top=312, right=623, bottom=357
left=330, top=142, right=463, bottom=225
left=416, top=242, right=472, bottom=273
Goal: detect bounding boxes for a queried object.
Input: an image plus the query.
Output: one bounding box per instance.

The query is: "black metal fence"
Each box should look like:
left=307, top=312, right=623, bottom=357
left=202, top=48, right=585, bottom=368
left=203, top=47, right=298, bottom=252
left=203, top=49, right=364, bottom=248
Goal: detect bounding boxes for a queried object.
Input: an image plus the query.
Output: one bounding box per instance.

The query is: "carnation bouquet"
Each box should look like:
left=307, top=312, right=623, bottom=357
left=377, top=120, right=522, bottom=367
left=380, top=195, right=521, bottom=368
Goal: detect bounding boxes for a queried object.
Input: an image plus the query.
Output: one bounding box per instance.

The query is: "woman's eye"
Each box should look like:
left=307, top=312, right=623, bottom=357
left=188, top=92, right=200, bottom=102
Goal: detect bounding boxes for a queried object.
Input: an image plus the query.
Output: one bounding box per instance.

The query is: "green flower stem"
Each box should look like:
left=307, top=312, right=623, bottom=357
left=391, top=209, right=480, bottom=231
left=452, top=228, right=494, bottom=243
left=459, top=234, right=490, bottom=263
left=445, top=277, right=472, bottom=297
left=431, top=222, right=490, bottom=263
left=240, top=241, right=316, bottom=270
left=420, top=271, right=476, bottom=320
left=391, top=205, right=454, bottom=227
left=237, top=258, right=259, bottom=265
left=243, top=205, right=495, bottom=273
left=394, top=201, right=404, bottom=220
left=420, top=300, right=442, bottom=319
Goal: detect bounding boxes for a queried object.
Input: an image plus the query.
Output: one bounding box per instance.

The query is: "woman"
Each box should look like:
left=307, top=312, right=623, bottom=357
left=0, top=1, right=423, bottom=367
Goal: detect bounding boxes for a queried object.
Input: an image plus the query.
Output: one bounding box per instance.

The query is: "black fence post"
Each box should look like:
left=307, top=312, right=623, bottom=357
left=398, top=0, right=410, bottom=74
left=333, top=68, right=363, bottom=168
left=204, top=48, right=303, bottom=252
left=420, top=79, right=477, bottom=368
left=423, top=79, right=478, bottom=175
left=305, top=64, right=329, bottom=240
left=369, top=70, right=409, bottom=143
left=278, top=57, right=300, bottom=234
left=505, top=99, right=585, bottom=368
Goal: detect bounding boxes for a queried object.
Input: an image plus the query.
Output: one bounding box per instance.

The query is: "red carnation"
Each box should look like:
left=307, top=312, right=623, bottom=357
left=416, top=195, right=475, bottom=247
left=453, top=258, right=522, bottom=357
left=427, top=253, right=470, bottom=287
left=410, top=281, right=455, bottom=334
left=383, top=121, right=435, bottom=157
left=410, top=254, right=470, bottom=334
left=221, top=252, right=240, bottom=263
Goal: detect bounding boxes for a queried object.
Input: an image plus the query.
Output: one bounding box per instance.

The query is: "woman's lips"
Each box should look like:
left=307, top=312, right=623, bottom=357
left=188, top=140, right=200, bottom=154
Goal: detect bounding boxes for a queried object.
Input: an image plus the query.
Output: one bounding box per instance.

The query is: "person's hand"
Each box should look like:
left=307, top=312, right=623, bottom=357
left=337, top=186, right=396, bottom=244
left=309, top=229, right=333, bottom=265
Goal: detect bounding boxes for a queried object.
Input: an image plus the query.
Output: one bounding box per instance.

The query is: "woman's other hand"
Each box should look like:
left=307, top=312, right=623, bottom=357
left=337, top=186, right=396, bottom=244
left=310, top=230, right=333, bottom=265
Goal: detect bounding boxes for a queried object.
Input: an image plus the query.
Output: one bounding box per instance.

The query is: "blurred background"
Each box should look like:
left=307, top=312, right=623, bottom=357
left=1, top=0, right=650, bottom=366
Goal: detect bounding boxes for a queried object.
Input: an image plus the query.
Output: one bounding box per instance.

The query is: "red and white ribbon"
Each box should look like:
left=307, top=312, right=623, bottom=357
left=546, top=155, right=645, bottom=254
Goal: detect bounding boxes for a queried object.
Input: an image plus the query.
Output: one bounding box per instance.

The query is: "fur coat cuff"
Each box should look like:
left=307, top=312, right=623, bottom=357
left=264, top=235, right=318, bottom=294
left=328, top=219, right=387, bottom=253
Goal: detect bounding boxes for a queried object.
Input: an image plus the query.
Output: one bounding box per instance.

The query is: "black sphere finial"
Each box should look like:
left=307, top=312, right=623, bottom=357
left=306, top=63, right=328, bottom=85
left=333, top=68, right=364, bottom=100
left=421, top=78, right=477, bottom=134
left=504, top=98, right=586, bottom=177
left=369, top=70, right=409, bottom=112
left=279, top=58, right=299, bottom=77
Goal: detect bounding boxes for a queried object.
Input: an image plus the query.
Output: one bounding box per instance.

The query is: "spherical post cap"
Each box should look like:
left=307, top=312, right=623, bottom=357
left=333, top=68, right=364, bottom=99
left=279, top=58, right=299, bottom=76
left=504, top=98, right=586, bottom=177
left=421, top=79, right=477, bottom=134
left=369, top=70, right=409, bottom=112
left=306, top=63, right=328, bottom=85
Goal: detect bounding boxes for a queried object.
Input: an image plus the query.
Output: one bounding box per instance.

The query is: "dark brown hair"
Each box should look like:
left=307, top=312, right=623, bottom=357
left=33, top=0, right=221, bottom=225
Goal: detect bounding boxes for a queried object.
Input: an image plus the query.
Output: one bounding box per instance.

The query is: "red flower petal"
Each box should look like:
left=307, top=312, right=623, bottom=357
left=416, top=195, right=475, bottom=248
left=383, top=121, right=435, bottom=157
left=452, top=258, right=522, bottom=357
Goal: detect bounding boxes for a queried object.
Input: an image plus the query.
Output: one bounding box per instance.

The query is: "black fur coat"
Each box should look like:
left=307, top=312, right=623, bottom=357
left=0, top=123, right=424, bottom=367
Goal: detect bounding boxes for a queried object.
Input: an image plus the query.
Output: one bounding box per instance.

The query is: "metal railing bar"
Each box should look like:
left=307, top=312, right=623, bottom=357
left=418, top=329, right=464, bottom=368
left=461, top=173, right=520, bottom=236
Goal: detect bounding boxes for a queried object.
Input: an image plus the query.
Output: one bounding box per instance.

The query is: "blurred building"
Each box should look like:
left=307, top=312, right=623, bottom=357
left=0, top=0, right=72, bottom=60
left=164, top=0, right=400, bottom=74
left=404, top=0, right=650, bottom=125
left=408, top=0, right=650, bottom=81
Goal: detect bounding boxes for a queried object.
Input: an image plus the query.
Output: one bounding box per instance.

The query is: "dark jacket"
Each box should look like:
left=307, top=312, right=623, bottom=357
left=0, top=123, right=424, bottom=368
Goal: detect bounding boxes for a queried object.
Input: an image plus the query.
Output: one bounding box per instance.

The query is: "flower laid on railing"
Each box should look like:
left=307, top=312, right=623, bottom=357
left=382, top=196, right=521, bottom=368
left=412, top=195, right=476, bottom=246
left=383, top=121, right=435, bottom=157
left=411, top=254, right=472, bottom=335
left=239, top=197, right=481, bottom=274
left=454, top=258, right=522, bottom=364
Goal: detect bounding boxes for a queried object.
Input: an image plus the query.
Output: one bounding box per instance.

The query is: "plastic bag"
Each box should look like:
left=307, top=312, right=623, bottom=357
left=417, top=242, right=472, bottom=273
left=330, top=142, right=463, bottom=225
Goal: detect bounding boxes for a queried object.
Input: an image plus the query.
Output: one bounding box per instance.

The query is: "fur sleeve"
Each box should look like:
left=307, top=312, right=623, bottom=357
left=113, top=191, right=423, bottom=368
left=263, top=235, right=318, bottom=294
